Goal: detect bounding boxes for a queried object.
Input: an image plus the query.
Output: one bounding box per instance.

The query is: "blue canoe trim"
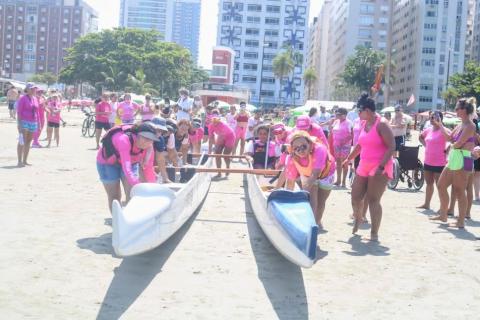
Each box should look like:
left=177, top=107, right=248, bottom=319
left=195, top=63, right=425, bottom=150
left=267, top=190, right=318, bottom=260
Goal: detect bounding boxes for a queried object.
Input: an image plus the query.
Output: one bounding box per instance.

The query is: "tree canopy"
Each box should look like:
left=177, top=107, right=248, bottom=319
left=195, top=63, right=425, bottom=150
left=448, top=61, right=480, bottom=104
left=59, top=28, right=208, bottom=97
left=28, top=72, right=58, bottom=87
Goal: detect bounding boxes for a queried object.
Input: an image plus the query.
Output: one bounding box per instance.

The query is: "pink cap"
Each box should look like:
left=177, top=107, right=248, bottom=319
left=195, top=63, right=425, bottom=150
left=295, top=115, right=311, bottom=130
left=272, top=123, right=285, bottom=135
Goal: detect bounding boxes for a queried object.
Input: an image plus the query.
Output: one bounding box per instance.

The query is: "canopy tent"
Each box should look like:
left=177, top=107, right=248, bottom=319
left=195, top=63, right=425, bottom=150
left=209, top=100, right=230, bottom=109
left=232, top=103, right=257, bottom=112
left=380, top=106, right=395, bottom=114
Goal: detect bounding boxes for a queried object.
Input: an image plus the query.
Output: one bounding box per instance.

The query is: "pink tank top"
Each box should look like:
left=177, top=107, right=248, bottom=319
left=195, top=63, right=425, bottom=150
left=358, top=115, right=389, bottom=163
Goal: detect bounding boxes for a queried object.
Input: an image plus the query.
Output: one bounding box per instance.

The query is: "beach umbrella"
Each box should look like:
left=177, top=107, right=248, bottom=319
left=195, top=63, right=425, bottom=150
left=210, top=100, right=230, bottom=110
left=245, top=103, right=257, bottom=112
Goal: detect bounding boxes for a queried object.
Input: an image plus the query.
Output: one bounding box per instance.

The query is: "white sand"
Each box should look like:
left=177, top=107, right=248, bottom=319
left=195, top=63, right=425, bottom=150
left=0, top=106, right=479, bottom=319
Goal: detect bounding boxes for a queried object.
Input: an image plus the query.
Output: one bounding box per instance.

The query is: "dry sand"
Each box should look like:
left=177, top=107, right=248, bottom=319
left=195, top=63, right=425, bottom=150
left=0, top=106, right=479, bottom=320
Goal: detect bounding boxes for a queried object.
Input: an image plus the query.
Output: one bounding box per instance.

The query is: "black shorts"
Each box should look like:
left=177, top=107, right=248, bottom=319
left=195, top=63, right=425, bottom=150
left=203, top=126, right=209, bottom=136
left=474, top=158, right=480, bottom=172
left=95, top=121, right=111, bottom=130
left=8, top=101, right=15, bottom=110
left=394, top=136, right=405, bottom=151
left=424, top=164, right=444, bottom=174
left=323, top=130, right=329, bottom=138
left=47, top=121, right=60, bottom=128
left=153, top=136, right=167, bottom=153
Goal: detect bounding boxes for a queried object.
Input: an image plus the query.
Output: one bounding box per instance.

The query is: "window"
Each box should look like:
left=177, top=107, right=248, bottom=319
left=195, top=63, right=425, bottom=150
left=260, top=90, right=274, bottom=97
left=242, top=76, right=257, bottom=83
left=247, top=16, right=260, bottom=23
left=244, top=52, right=258, bottom=59
left=261, top=77, right=275, bottom=84
left=211, top=64, right=227, bottom=78
left=243, top=63, right=258, bottom=71
left=247, top=4, right=261, bottom=12
left=245, top=40, right=259, bottom=47
left=246, top=28, right=259, bottom=36
left=266, top=5, right=280, bottom=13
left=422, top=47, right=436, bottom=54
left=265, top=17, right=279, bottom=25
left=360, top=16, right=374, bottom=25
left=378, top=17, right=389, bottom=24
left=265, top=29, right=279, bottom=37
left=360, top=4, right=375, bottom=14
left=358, top=29, right=372, bottom=38
left=265, top=41, right=278, bottom=49
left=263, top=53, right=275, bottom=60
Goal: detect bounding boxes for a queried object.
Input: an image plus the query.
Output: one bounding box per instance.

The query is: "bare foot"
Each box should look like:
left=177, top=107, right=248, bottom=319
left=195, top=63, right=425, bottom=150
left=352, top=218, right=360, bottom=234
left=430, top=215, right=448, bottom=222
left=364, top=234, right=379, bottom=242
left=448, top=222, right=465, bottom=229
left=17, top=162, right=25, bottom=167
left=417, top=204, right=430, bottom=209
left=215, top=173, right=222, bottom=178
left=23, top=162, right=32, bottom=166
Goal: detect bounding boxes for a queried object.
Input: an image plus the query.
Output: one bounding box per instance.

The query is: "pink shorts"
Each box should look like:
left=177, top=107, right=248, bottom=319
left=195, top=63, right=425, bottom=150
left=217, top=133, right=235, bottom=149
left=235, top=126, right=247, bottom=140
left=356, top=159, right=393, bottom=180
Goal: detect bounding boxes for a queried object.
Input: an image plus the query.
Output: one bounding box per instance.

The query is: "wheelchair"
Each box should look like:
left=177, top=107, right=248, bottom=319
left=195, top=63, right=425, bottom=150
left=387, top=145, right=425, bottom=191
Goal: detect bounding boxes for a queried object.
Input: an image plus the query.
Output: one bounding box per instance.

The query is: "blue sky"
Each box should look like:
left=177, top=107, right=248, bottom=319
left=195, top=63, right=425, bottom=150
left=85, top=0, right=322, bottom=69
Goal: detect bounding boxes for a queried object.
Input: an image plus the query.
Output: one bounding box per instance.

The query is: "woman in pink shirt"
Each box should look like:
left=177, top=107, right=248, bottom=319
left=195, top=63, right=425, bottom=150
left=418, top=111, right=450, bottom=210
left=343, top=93, right=395, bottom=241
left=95, top=93, right=112, bottom=149
left=285, top=131, right=336, bottom=227
left=140, top=94, right=155, bottom=121
left=32, top=89, right=46, bottom=148
left=208, top=112, right=236, bottom=177
left=331, top=108, right=353, bottom=187
left=16, top=83, right=39, bottom=166
left=189, top=118, right=204, bottom=154
left=46, top=94, right=62, bottom=147
left=96, top=122, right=158, bottom=212
left=117, top=93, right=139, bottom=124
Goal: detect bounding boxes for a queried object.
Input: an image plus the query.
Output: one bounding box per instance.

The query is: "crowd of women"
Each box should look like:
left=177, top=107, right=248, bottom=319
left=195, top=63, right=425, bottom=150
left=15, top=83, right=66, bottom=167
left=16, top=82, right=479, bottom=241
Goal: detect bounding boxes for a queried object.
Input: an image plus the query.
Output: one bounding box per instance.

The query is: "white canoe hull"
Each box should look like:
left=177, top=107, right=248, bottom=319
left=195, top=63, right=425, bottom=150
left=246, top=173, right=316, bottom=268
left=112, top=161, right=211, bottom=257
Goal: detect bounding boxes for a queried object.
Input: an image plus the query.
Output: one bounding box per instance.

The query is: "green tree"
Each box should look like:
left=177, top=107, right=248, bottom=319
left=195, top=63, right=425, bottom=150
left=331, top=80, right=362, bottom=102
left=28, top=72, right=58, bottom=87
left=273, top=52, right=295, bottom=105
left=339, top=46, right=386, bottom=92
left=126, top=69, right=159, bottom=95
left=448, top=60, right=480, bottom=103
left=303, top=68, right=317, bottom=100
left=59, top=28, right=198, bottom=96
left=441, top=87, right=460, bottom=111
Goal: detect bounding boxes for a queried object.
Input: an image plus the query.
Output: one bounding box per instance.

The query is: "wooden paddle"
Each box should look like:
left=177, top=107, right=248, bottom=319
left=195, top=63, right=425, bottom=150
left=154, top=166, right=282, bottom=176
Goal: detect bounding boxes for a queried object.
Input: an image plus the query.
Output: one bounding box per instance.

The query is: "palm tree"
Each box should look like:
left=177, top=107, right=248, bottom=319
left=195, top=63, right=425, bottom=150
left=126, top=69, right=159, bottom=95
left=303, top=68, right=317, bottom=100
left=273, top=52, right=294, bottom=106
left=99, top=66, right=126, bottom=91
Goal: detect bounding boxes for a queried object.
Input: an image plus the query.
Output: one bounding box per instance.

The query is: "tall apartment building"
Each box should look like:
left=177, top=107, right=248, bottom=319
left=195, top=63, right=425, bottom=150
left=0, top=0, right=98, bottom=81
left=119, top=0, right=201, bottom=64
left=465, top=0, right=475, bottom=62
left=216, top=0, right=310, bottom=107
left=313, top=0, right=391, bottom=100
left=390, top=0, right=468, bottom=111
left=472, top=0, right=480, bottom=61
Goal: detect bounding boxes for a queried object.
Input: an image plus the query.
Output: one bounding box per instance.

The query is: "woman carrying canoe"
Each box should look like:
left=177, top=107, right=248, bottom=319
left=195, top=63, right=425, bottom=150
left=343, top=93, right=395, bottom=241
left=208, top=113, right=236, bottom=178
left=233, top=102, right=250, bottom=155
left=294, top=115, right=329, bottom=148
left=285, top=131, right=336, bottom=227
left=244, top=125, right=278, bottom=169
left=96, top=122, right=158, bottom=212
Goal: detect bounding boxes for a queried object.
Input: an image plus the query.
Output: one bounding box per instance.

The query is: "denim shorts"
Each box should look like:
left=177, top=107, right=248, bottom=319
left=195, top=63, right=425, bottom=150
left=96, top=162, right=139, bottom=184
left=21, top=120, right=38, bottom=133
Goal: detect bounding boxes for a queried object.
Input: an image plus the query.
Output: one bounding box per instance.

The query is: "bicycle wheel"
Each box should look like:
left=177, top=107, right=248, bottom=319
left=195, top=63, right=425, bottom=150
left=413, top=160, right=425, bottom=190
left=88, top=117, right=96, bottom=137
left=387, top=158, right=400, bottom=190
left=81, top=118, right=88, bottom=136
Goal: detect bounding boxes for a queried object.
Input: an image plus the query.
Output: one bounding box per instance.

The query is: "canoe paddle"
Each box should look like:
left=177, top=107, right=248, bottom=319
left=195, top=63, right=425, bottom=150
left=154, top=166, right=282, bottom=177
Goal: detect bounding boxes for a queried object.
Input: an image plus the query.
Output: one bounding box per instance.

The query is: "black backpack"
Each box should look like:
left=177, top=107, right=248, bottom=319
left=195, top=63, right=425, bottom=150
left=101, top=125, right=142, bottom=159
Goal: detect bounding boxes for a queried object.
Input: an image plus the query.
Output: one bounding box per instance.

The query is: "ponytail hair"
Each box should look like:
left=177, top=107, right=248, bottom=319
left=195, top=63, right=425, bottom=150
left=357, top=92, right=376, bottom=111
left=457, top=97, right=476, bottom=115
left=308, top=107, right=318, bottom=118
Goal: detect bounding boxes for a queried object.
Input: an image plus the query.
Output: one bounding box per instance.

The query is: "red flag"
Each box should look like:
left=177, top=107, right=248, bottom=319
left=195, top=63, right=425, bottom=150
left=407, top=94, right=415, bottom=106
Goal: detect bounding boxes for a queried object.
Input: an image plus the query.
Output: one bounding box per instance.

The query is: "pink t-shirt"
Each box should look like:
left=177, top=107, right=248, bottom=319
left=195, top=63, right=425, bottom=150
left=332, top=119, right=352, bottom=146
left=208, top=121, right=235, bottom=140
left=96, top=132, right=156, bottom=186
left=308, top=123, right=329, bottom=147
left=117, top=101, right=139, bottom=123
left=95, top=101, right=111, bottom=123
left=422, top=127, right=448, bottom=167
left=285, top=143, right=335, bottom=180
left=141, top=103, right=154, bottom=121
left=189, top=127, right=204, bottom=143
left=17, top=95, right=39, bottom=122
left=47, top=101, right=61, bottom=123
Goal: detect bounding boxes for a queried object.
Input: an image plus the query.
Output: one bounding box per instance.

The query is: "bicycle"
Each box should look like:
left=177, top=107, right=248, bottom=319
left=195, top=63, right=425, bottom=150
left=388, top=145, right=425, bottom=191
left=81, top=107, right=96, bottom=138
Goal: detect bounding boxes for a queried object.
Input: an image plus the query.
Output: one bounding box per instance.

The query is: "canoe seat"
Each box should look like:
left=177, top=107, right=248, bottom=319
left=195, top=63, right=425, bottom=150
left=267, top=189, right=310, bottom=203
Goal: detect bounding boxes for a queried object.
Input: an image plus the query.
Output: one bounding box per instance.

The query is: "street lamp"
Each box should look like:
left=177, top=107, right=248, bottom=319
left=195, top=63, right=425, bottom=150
left=444, top=36, right=452, bottom=112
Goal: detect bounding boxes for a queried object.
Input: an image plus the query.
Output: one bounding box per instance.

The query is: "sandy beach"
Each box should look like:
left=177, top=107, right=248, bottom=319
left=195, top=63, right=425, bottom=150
left=0, top=106, right=479, bottom=320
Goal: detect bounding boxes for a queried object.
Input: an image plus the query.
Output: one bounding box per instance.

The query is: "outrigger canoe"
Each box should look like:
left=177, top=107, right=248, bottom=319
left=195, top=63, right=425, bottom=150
left=112, top=154, right=212, bottom=256
left=246, top=162, right=319, bottom=268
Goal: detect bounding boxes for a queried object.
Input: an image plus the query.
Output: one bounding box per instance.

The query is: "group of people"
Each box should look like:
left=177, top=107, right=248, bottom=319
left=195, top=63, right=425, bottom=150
left=14, top=83, right=66, bottom=167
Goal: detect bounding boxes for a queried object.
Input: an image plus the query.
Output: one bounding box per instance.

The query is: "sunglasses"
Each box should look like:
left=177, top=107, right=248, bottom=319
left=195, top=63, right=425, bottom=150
left=293, top=144, right=309, bottom=153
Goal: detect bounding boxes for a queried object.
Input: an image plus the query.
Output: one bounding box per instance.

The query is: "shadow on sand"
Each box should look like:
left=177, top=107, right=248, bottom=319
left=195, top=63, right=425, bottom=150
left=339, top=235, right=391, bottom=257
left=77, top=203, right=204, bottom=320
left=433, top=224, right=478, bottom=241
left=243, top=176, right=309, bottom=320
